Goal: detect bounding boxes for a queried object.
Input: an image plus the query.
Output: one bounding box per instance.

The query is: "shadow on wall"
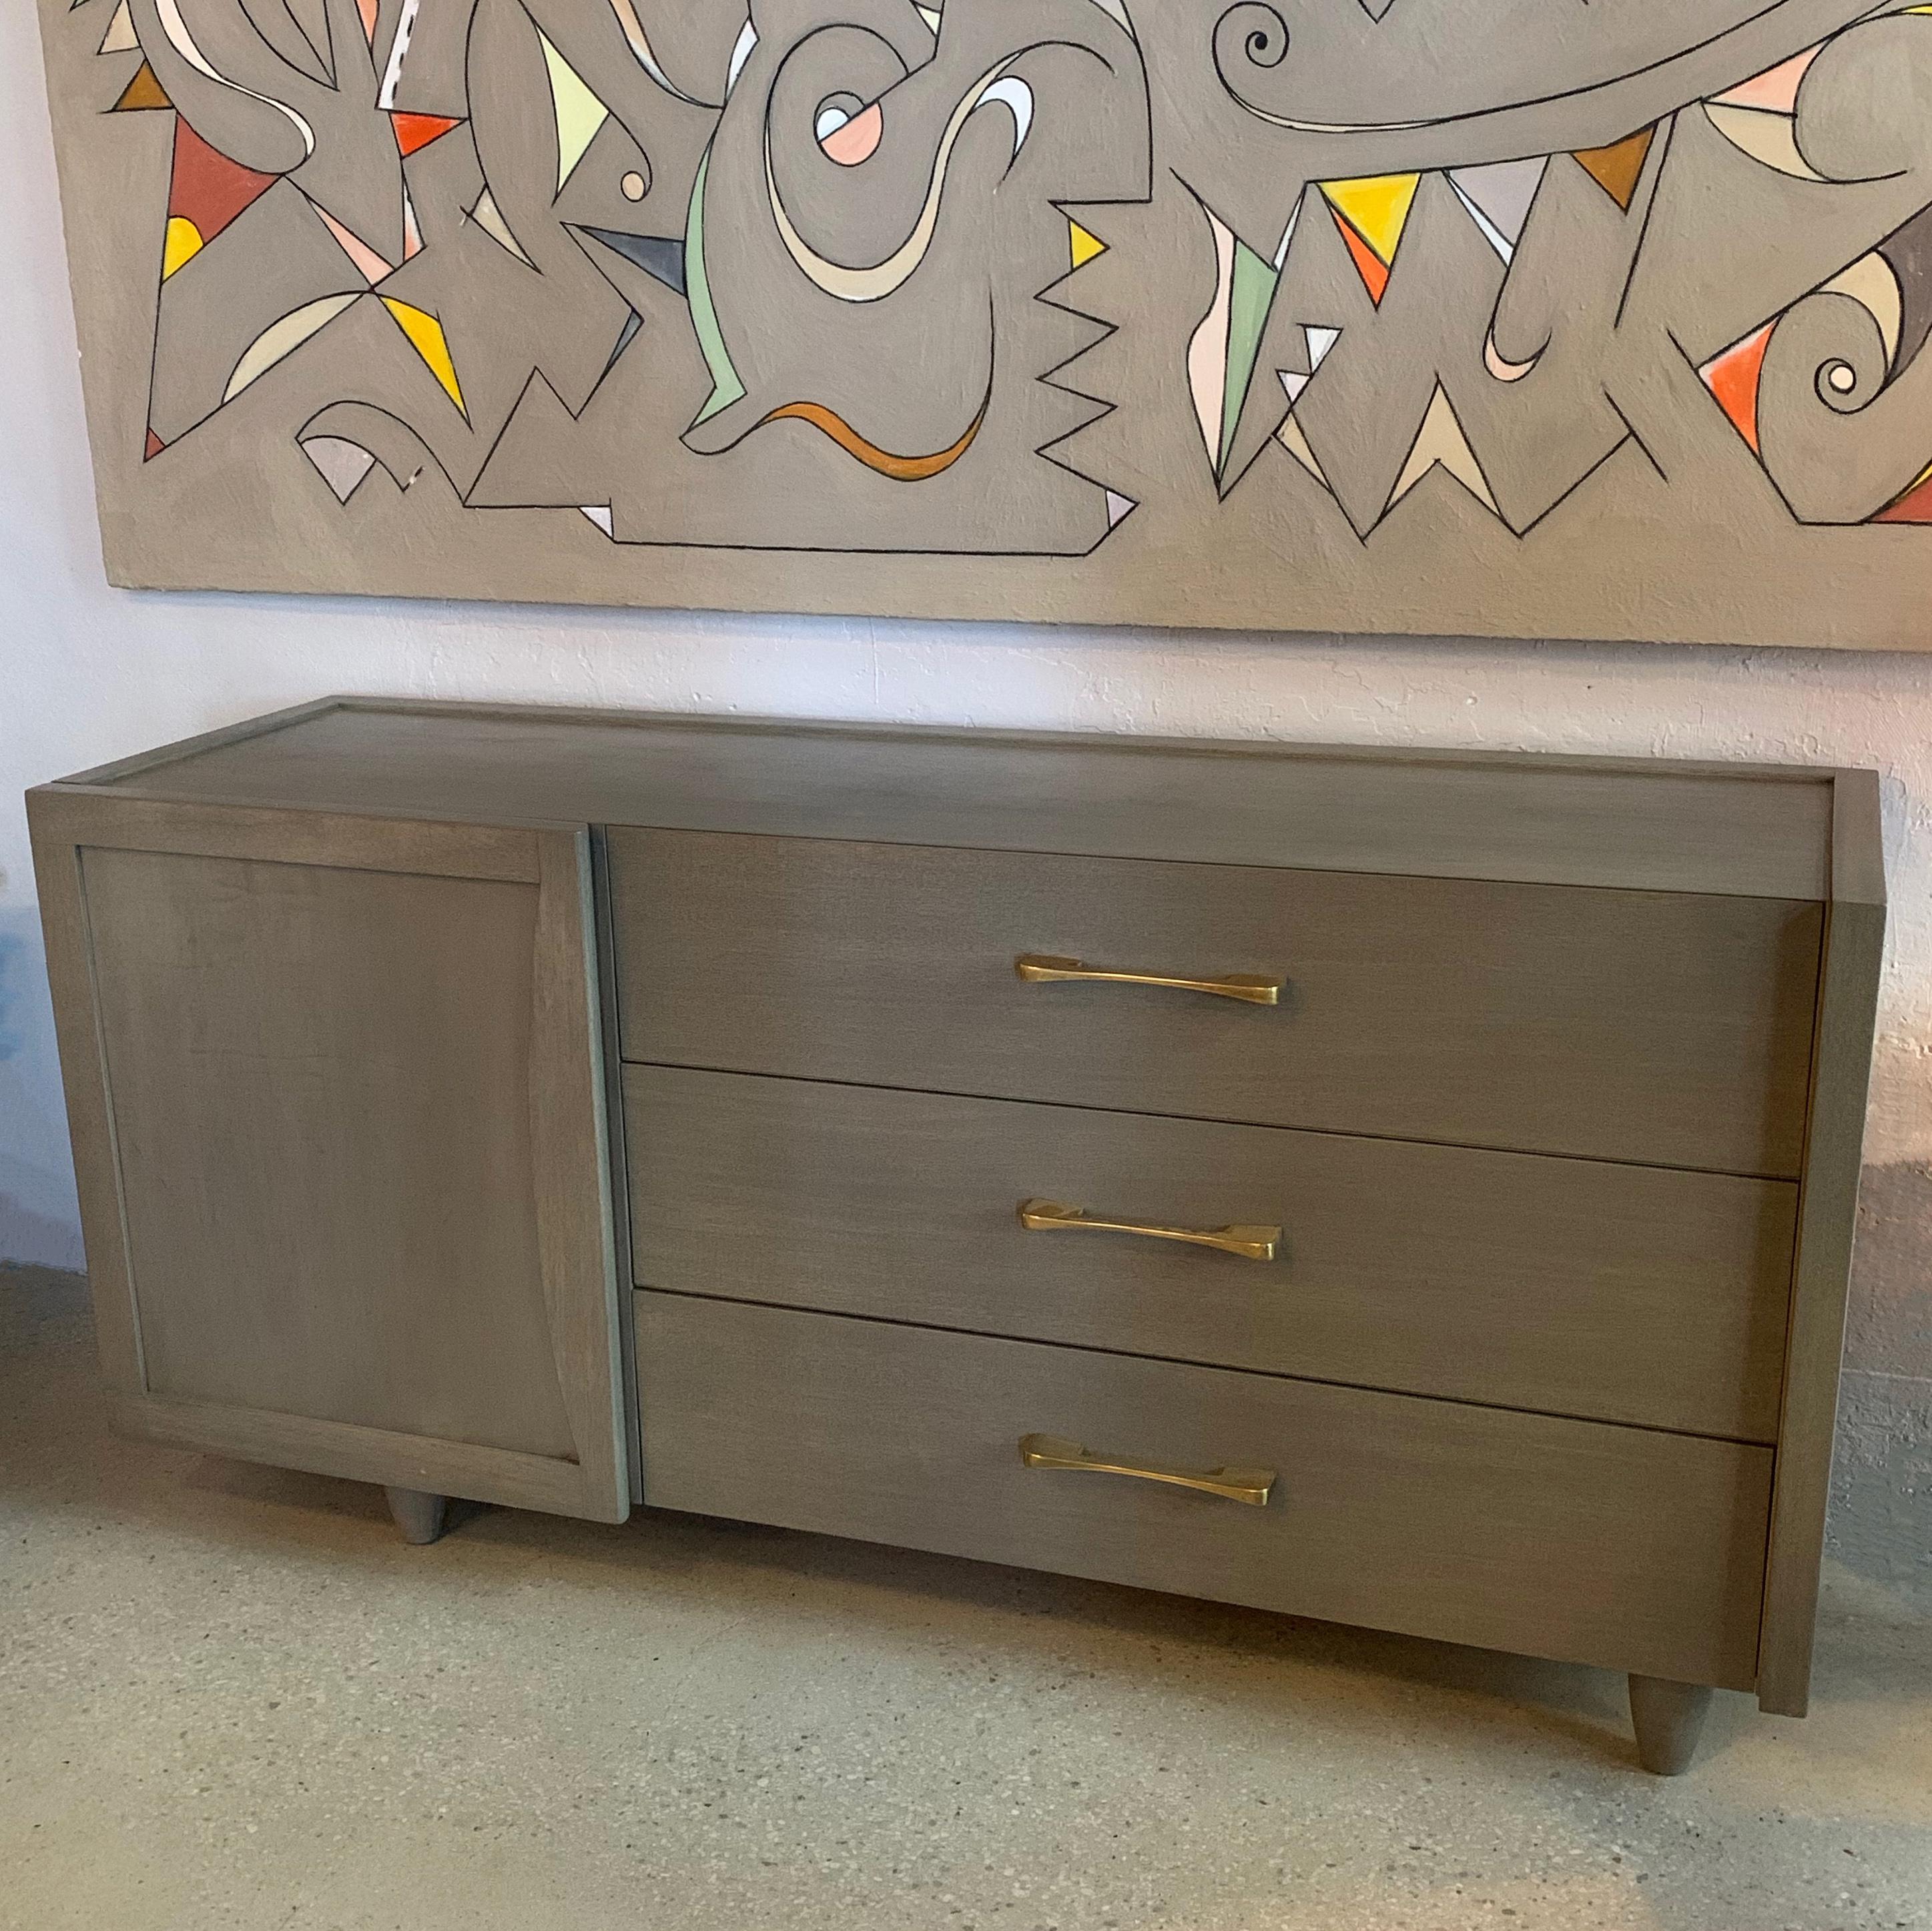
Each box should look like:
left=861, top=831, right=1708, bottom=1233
left=1834, top=1160, right=1932, bottom=1597
left=0, top=905, right=83, bottom=1270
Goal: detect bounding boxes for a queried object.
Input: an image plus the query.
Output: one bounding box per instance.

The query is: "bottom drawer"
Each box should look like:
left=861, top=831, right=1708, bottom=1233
left=635, top=1292, right=1773, bottom=1689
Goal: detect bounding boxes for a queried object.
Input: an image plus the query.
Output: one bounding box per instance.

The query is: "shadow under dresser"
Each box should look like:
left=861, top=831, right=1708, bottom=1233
left=27, top=699, right=1885, bottom=1776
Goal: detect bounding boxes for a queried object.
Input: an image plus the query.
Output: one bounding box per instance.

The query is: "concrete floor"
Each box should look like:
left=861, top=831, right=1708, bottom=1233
left=3, top=1266, right=1929, bottom=1931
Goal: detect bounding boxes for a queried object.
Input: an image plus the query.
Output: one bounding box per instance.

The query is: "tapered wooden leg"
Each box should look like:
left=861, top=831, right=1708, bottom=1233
left=1628, top=1675, right=1713, bottom=1775
left=384, top=1486, right=448, bottom=1545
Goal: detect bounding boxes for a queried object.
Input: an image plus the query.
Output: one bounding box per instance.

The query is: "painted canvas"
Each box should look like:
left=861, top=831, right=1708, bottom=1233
left=35, top=0, right=1932, bottom=647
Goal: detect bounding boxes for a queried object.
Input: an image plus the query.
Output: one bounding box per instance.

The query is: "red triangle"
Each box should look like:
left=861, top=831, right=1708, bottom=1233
left=1699, top=323, right=1772, bottom=454
left=1875, top=466, right=1932, bottom=523
left=392, top=112, right=462, bottom=158
left=168, top=118, right=276, bottom=246
left=1330, top=206, right=1390, bottom=306
left=144, top=427, right=166, bottom=462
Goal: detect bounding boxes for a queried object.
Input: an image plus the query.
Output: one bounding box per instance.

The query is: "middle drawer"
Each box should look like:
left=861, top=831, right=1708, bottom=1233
left=623, top=1067, right=1797, bottom=1441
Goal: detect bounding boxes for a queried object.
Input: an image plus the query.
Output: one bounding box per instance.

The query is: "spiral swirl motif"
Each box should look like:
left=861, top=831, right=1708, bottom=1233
left=1213, top=3, right=1291, bottom=100
left=1744, top=259, right=1932, bottom=524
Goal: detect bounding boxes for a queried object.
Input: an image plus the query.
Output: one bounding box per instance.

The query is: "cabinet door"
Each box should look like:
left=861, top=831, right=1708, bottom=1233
left=29, top=791, right=627, bottom=1522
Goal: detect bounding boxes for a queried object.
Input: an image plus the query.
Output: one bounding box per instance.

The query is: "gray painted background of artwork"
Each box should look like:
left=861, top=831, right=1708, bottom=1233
left=34, top=0, right=1932, bottom=649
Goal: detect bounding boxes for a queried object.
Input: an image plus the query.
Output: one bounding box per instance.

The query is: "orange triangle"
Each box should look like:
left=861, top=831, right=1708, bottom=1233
left=1700, top=323, right=1772, bottom=454
left=1330, top=206, right=1390, bottom=306
left=1573, top=126, right=1655, bottom=211
left=392, top=112, right=462, bottom=158
left=143, top=427, right=166, bottom=462
left=113, top=60, right=172, bottom=111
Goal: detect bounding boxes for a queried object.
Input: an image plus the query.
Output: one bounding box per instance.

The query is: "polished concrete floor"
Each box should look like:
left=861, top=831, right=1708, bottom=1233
left=3, top=1264, right=1929, bottom=1931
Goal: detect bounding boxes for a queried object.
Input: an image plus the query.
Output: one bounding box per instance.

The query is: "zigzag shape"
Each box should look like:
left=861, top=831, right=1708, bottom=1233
left=1029, top=198, right=1143, bottom=532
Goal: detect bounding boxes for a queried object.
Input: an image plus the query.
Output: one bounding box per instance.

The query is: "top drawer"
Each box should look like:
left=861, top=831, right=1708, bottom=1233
left=607, top=830, right=1823, bottom=1174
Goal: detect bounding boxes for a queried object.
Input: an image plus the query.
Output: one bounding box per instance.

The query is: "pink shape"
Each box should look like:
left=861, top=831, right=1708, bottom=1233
left=822, top=101, right=883, bottom=167
left=316, top=204, right=394, bottom=284
left=1713, top=45, right=1820, bottom=114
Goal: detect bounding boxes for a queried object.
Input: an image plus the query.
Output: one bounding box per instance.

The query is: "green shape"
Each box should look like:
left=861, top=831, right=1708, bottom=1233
left=1219, top=237, right=1279, bottom=478
left=684, top=147, right=745, bottom=428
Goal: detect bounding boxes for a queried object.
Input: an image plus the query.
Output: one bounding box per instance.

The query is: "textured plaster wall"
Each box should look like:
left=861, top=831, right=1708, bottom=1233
left=3, top=8, right=1926, bottom=1576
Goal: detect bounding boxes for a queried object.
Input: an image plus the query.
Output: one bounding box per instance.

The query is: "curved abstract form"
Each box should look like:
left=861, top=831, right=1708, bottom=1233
left=52, top=0, right=1932, bottom=610
left=761, top=53, right=1045, bottom=305
left=757, top=390, right=989, bottom=480
left=154, top=0, right=316, bottom=157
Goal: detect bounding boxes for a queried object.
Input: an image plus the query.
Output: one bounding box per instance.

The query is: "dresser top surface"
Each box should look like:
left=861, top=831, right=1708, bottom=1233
left=52, top=698, right=1873, bottom=901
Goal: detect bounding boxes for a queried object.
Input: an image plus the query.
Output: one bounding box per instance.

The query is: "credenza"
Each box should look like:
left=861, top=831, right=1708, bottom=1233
left=28, top=699, right=1885, bottom=1776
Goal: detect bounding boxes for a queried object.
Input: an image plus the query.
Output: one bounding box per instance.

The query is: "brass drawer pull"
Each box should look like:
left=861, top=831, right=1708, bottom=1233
left=1014, top=953, right=1282, bottom=1006
left=1019, top=1433, right=1275, bottom=1506
left=1019, top=1198, right=1281, bottom=1262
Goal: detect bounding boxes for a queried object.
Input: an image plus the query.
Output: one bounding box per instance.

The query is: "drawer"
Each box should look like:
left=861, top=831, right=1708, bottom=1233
left=635, top=1294, right=1774, bottom=1689
left=624, top=1069, right=1797, bottom=1441
left=606, top=830, right=1822, bottom=1174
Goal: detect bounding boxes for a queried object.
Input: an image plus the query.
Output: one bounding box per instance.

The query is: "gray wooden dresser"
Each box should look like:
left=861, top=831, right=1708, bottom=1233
left=27, top=699, right=1885, bottom=1776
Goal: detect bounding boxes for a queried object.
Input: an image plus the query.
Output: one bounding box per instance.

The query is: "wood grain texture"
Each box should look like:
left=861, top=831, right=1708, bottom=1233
left=30, top=793, right=629, bottom=1523
left=1757, top=770, right=1889, bottom=1716
left=26, top=794, right=145, bottom=1395
left=624, top=1069, right=1797, bottom=1440
left=54, top=698, right=345, bottom=788
left=528, top=829, right=632, bottom=1515
left=83, top=845, right=573, bottom=1452
left=611, top=831, right=1824, bottom=1176
left=27, top=785, right=541, bottom=883
left=111, top=1392, right=609, bottom=1518
left=592, top=829, right=646, bottom=1507
left=77, top=702, right=1838, bottom=901
left=635, top=1294, right=1775, bottom=1690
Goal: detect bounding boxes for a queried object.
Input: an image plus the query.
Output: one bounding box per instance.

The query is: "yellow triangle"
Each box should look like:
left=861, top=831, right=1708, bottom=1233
left=1317, top=173, right=1420, bottom=267
left=380, top=298, right=465, bottom=414
left=1069, top=220, right=1106, bottom=270
left=539, top=28, right=610, bottom=193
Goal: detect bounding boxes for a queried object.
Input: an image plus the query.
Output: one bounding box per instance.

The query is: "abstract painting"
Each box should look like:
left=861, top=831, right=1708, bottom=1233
left=36, top=0, right=1932, bottom=647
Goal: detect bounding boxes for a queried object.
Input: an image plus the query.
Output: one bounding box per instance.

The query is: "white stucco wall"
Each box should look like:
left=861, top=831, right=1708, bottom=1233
left=4, top=7, right=1928, bottom=1567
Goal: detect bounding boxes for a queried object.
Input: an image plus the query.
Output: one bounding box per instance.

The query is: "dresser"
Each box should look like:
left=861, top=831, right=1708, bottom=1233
left=27, top=701, right=1884, bottom=1777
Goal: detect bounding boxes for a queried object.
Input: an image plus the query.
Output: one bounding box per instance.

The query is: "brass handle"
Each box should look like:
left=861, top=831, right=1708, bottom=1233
left=1019, top=1198, right=1280, bottom=1262
left=1015, top=953, right=1282, bottom=1006
left=1019, top=1433, right=1275, bottom=1507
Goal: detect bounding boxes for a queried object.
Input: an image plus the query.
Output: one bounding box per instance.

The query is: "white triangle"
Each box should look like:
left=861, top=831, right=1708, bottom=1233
left=301, top=436, right=376, bottom=504
left=1272, top=195, right=1302, bottom=272
left=469, top=186, right=533, bottom=266
left=1105, top=490, right=1137, bottom=528
left=98, top=0, right=137, bottom=53
left=1279, top=369, right=1309, bottom=405
left=1449, top=179, right=1514, bottom=265
left=581, top=505, right=615, bottom=537
left=916, top=4, right=942, bottom=31
left=1305, top=326, right=1340, bottom=370
left=727, top=20, right=758, bottom=93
